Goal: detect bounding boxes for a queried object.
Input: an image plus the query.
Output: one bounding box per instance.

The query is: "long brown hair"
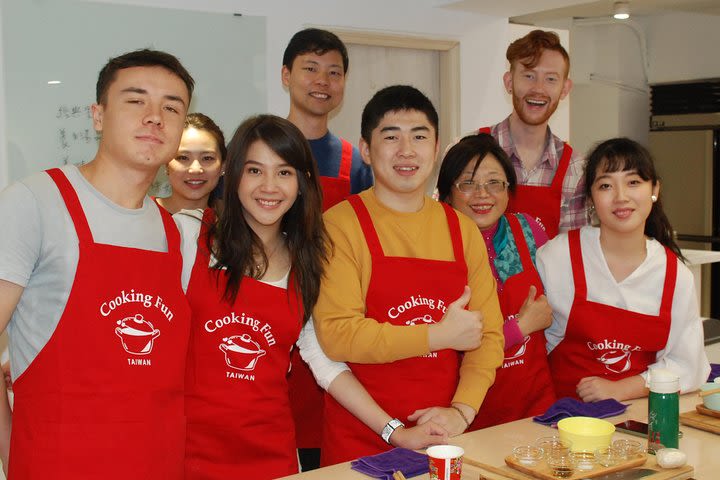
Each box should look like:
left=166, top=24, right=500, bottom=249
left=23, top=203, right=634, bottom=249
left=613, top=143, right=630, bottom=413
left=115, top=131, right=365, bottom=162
left=208, top=115, right=330, bottom=323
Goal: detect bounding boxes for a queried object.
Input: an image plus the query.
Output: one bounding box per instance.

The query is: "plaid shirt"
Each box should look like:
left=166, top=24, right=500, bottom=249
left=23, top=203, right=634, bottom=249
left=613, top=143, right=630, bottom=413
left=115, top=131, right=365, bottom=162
left=489, top=116, right=589, bottom=232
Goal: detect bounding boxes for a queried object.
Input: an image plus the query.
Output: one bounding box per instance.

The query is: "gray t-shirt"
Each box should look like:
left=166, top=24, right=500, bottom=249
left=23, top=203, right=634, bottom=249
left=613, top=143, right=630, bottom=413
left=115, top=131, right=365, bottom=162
left=0, top=165, right=167, bottom=379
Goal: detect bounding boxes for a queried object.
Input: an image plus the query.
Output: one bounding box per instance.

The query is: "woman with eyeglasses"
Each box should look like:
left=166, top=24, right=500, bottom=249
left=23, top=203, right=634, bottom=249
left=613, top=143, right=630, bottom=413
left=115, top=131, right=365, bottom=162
left=436, top=133, right=556, bottom=429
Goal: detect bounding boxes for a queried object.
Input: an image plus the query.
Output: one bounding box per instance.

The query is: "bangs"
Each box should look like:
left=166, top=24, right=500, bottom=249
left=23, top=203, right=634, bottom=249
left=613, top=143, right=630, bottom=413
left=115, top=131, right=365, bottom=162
left=596, top=154, right=652, bottom=182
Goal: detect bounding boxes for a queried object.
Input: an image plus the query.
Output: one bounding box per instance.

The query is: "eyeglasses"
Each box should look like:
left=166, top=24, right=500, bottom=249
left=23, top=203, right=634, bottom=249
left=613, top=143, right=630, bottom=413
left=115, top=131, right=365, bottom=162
left=454, top=179, right=509, bottom=195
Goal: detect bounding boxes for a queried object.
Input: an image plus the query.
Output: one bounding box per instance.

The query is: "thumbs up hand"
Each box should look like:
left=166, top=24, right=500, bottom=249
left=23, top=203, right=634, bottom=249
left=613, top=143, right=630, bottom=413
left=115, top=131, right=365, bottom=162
left=428, top=286, right=483, bottom=352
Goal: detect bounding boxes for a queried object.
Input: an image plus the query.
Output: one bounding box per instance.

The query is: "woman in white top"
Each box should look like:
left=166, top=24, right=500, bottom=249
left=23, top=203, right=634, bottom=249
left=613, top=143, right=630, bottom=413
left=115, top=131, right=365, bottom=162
left=537, top=137, right=709, bottom=402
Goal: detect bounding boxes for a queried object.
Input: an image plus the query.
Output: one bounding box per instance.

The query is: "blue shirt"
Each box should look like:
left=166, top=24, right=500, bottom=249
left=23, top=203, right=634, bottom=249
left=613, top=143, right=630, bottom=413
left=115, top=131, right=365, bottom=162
left=309, top=131, right=373, bottom=194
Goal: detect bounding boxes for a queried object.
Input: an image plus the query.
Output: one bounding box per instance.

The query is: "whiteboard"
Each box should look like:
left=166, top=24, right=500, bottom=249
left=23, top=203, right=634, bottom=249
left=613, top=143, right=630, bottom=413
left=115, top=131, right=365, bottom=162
left=1, top=0, right=266, bottom=192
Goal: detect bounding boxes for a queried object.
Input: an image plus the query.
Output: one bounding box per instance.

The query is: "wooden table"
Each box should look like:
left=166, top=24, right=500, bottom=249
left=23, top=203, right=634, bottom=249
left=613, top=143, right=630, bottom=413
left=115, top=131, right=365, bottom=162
left=281, top=393, right=715, bottom=479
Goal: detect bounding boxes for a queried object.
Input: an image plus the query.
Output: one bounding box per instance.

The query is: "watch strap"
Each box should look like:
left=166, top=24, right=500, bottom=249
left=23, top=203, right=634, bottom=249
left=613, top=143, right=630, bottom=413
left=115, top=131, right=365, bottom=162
left=380, top=418, right=405, bottom=444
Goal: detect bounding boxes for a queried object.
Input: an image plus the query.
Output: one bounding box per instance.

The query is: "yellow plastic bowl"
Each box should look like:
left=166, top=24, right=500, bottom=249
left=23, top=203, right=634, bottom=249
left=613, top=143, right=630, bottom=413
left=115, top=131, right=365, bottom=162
left=557, top=417, right=615, bottom=452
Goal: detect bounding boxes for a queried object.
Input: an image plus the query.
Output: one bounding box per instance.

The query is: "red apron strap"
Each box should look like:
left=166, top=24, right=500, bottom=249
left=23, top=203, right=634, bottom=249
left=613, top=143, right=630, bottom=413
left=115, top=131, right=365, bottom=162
left=347, top=195, right=385, bottom=258
left=338, top=138, right=353, bottom=181
left=46, top=168, right=94, bottom=244
left=568, top=229, right=587, bottom=300
left=156, top=202, right=181, bottom=253
left=659, top=247, right=678, bottom=318
left=440, top=202, right=465, bottom=265
left=478, top=127, right=491, bottom=134
left=506, top=214, right=534, bottom=273
left=550, top=143, right=573, bottom=190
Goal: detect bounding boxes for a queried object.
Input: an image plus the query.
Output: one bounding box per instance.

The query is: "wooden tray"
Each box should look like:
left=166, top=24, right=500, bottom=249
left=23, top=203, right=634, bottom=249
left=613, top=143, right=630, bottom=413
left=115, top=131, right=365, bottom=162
left=504, top=453, right=647, bottom=480
left=469, top=456, right=693, bottom=480
left=679, top=404, right=720, bottom=434
left=696, top=403, right=720, bottom=418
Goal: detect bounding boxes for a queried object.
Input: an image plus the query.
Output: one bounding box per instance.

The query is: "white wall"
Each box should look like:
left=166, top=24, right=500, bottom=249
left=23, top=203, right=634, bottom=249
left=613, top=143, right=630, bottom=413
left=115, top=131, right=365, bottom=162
left=0, top=0, right=574, bottom=188
left=568, top=21, right=649, bottom=156
left=644, top=12, right=720, bottom=84
left=560, top=11, right=720, bottom=156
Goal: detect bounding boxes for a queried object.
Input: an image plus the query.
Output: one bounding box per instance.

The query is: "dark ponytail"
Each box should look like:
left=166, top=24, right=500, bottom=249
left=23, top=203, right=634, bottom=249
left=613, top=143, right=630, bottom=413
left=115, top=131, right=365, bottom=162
left=585, top=138, right=684, bottom=260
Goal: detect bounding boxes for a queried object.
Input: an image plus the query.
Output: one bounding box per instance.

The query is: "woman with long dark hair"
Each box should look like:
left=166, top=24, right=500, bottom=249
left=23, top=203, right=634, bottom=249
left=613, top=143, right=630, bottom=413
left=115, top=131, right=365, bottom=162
left=538, top=137, right=709, bottom=401
left=177, top=115, right=329, bottom=479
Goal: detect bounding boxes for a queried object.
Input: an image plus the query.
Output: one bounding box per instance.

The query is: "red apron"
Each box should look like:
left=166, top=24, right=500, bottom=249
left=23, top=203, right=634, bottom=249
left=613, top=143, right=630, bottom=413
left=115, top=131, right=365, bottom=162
left=321, top=195, right=465, bottom=465
left=184, top=209, right=303, bottom=480
left=548, top=229, right=675, bottom=399
left=290, top=137, right=353, bottom=449
left=9, top=168, right=190, bottom=479
left=319, top=137, right=353, bottom=211
left=470, top=214, right=555, bottom=429
left=478, top=126, right=572, bottom=238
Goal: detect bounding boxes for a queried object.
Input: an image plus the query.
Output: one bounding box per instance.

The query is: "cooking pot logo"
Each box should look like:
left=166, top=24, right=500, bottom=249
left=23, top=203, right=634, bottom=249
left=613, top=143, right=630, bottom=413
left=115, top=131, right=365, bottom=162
left=219, top=334, right=266, bottom=371
left=597, top=349, right=632, bottom=373
left=115, top=314, right=160, bottom=355
left=504, top=335, right=531, bottom=361
left=405, top=314, right=435, bottom=326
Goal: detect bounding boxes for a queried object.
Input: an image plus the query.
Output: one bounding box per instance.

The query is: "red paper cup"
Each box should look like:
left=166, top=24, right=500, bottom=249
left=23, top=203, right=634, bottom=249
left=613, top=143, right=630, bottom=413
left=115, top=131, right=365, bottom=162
left=427, top=445, right=464, bottom=480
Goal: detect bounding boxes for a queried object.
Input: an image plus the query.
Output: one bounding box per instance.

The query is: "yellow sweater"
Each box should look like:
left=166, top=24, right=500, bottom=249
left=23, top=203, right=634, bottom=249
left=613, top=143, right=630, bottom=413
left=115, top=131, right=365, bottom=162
left=314, top=188, right=504, bottom=412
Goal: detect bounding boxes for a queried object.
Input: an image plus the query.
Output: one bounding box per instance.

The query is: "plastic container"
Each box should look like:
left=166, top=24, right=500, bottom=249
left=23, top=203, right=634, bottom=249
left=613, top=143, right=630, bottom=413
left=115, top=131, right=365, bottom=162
left=647, top=368, right=680, bottom=450
left=557, top=417, right=615, bottom=452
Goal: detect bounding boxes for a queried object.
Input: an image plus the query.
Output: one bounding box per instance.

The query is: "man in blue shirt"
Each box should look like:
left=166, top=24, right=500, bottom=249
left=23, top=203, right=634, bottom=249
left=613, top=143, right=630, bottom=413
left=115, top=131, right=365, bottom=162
left=283, top=28, right=373, bottom=209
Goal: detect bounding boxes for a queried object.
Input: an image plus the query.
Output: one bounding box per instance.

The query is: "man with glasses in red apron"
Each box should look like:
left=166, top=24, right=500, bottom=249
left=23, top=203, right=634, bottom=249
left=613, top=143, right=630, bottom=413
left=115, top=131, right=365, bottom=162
left=282, top=28, right=373, bottom=470
left=0, top=50, right=193, bottom=479
left=314, top=85, right=504, bottom=465
left=479, top=30, right=587, bottom=238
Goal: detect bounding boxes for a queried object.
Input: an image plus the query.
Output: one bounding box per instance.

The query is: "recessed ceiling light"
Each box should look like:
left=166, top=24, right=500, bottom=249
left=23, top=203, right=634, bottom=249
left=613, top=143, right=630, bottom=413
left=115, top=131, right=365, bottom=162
left=47, top=80, right=61, bottom=85
left=614, top=1, right=630, bottom=20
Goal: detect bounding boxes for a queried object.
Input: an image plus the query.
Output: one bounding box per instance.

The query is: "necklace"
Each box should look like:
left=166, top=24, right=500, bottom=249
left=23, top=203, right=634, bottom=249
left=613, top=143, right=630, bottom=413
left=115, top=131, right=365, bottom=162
left=254, top=235, right=286, bottom=277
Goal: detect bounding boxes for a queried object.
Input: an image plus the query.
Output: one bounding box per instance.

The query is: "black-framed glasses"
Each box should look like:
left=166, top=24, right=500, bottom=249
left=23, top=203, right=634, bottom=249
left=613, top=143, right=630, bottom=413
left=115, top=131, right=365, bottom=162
left=454, top=179, right=509, bottom=195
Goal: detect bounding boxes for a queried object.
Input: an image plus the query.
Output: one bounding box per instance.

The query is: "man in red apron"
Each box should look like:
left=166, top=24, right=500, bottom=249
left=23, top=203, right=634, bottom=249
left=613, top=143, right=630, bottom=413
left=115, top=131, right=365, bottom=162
left=0, top=50, right=193, bottom=478
left=282, top=28, right=373, bottom=469
left=314, top=85, right=504, bottom=465
left=479, top=30, right=587, bottom=238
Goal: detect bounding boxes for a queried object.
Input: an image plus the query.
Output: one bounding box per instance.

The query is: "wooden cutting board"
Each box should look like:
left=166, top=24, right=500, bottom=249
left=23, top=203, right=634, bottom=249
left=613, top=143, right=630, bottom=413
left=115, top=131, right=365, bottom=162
left=679, top=404, right=720, bottom=434
left=490, top=454, right=694, bottom=480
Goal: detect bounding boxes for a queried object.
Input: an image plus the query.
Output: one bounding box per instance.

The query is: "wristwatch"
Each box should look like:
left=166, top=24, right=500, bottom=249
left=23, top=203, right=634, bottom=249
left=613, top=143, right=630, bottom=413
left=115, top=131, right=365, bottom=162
left=380, top=418, right=405, bottom=444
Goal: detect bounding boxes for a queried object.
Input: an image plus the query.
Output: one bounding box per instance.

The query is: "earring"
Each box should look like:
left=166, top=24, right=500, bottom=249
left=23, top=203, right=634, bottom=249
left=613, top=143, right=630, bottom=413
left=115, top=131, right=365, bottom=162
left=221, top=171, right=225, bottom=176
left=651, top=195, right=658, bottom=202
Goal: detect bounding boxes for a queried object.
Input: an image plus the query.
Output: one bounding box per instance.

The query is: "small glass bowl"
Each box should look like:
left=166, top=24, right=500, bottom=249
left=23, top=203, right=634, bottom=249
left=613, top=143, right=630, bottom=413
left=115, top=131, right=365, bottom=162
left=569, top=450, right=595, bottom=471
left=546, top=454, right=575, bottom=478
left=595, top=446, right=622, bottom=467
left=536, top=436, right=572, bottom=459
left=613, top=439, right=643, bottom=459
left=512, top=445, right=543, bottom=467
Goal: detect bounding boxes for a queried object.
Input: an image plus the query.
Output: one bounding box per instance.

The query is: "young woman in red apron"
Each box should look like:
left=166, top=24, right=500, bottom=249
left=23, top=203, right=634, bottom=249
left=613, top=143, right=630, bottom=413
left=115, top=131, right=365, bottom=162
left=182, top=115, right=330, bottom=480
left=478, top=126, right=572, bottom=238
left=10, top=168, right=191, bottom=479
left=321, top=195, right=467, bottom=465
left=437, top=133, right=555, bottom=430
left=541, top=138, right=705, bottom=402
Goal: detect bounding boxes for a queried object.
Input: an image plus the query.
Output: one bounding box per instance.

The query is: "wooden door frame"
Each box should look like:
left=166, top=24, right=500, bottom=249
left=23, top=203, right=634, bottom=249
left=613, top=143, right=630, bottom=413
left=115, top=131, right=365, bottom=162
left=328, top=29, right=460, bottom=152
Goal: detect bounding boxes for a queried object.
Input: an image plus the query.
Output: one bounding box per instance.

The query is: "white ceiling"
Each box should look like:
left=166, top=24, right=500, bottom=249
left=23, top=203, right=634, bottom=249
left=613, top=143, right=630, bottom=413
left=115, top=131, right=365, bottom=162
left=439, top=0, right=720, bottom=23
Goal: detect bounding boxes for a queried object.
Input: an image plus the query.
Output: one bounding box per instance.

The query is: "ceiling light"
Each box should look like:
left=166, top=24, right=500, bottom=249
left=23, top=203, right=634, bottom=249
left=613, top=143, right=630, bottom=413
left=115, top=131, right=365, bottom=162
left=47, top=80, right=61, bottom=85
left=613, top=1, right=630, bottom=20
